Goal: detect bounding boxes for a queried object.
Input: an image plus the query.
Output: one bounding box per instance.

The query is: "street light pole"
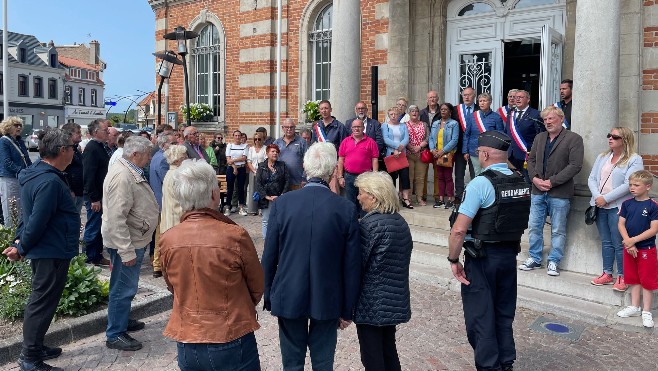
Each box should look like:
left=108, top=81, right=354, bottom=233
left=164, top=26, right=198, bottom=127
left=153, top=51, right=182, bottom=128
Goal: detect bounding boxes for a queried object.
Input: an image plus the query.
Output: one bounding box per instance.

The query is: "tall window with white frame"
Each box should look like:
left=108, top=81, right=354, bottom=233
left=193, top=23, right=222, bottom=117
left=65, top=86, right=72, bottom=104
left=310, top=4, right=332, bottom=101
left=91, top=89, right=97, bottom=107
left=78, top=88, right=85, bottom=106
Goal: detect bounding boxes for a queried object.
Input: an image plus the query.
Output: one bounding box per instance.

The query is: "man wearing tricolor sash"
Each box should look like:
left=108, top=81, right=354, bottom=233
left=554, top=79, right=572, bottom=130
left=453, top=87, right=477, bottom=201
left=311, top=100, right=350, bottom=193
left=498, top=89, right=518, bottom=124
left=504, top=90, right=545, bottom=183
left=462, top=92, right=505, bottom=175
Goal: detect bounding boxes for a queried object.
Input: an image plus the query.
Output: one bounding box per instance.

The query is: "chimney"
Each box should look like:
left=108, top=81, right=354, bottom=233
left=89, top=40, right=99, bottom=65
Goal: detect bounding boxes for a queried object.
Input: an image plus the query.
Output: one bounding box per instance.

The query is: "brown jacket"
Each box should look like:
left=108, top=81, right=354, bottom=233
left=159, top=208, right=264, bottom=343
left=527, top=128, right=584, bottom=199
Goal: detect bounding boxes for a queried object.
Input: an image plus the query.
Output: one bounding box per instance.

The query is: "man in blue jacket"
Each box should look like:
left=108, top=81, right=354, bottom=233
left=505, top=90, right=545, bottom=183
left=262, top=142, right=361, bottom=371
left=3, top=128, right=79, bottom=371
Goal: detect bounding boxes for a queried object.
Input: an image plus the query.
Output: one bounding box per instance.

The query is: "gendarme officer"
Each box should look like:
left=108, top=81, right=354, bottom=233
left=447, top=130, right=531, bottom=371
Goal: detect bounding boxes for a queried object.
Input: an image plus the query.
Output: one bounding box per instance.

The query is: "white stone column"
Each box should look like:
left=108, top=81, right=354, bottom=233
left=386, top=0, right=410, bottom=109
left=329, top=0, right=361, bottom=122
left=572, top=0, right=620, bottom=186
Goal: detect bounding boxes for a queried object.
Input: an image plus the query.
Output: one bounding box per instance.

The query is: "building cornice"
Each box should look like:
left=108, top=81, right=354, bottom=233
left=148, top=0, right=197, bottom=11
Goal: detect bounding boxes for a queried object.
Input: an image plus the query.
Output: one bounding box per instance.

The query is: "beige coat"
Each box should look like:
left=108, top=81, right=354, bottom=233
left=159, top=164, right=182, bottom=233
left=101, top=158, right=159, bottom=262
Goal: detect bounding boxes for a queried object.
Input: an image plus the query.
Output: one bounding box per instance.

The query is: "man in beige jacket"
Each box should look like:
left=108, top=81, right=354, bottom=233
left=102, top=136, right=159, bottom=351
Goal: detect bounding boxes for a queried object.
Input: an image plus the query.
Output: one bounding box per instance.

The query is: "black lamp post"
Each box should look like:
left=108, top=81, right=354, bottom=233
left=153, top=50, right=182, bottom=128
left=163, top=26, right=198, bottom=127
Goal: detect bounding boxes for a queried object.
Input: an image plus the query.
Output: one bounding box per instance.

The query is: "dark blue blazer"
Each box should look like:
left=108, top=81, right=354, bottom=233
left=345, top=117, right=385, bottom=157
left=505, top=107, right=545, bottom=169
left=261, top=183, right=361, bottom=321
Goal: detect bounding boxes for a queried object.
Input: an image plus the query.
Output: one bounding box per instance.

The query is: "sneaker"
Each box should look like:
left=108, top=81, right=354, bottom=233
left=230, top=206, right=238, bottom=213
left=444, top=201, right=454, bottom=209
left=617, top=305, right=641, bottom=318
left=433, top=200, right=444, bottom=208
left=547, top=261, right=560, bottom=276
left=642, top=311, right=654, bottom=328
left=238, top=207, right=248, bottom=216
left=612, top=276, right=628, bottom=292
left=518, top=257, right=541, bottom=271
left=591, top=272, right=613, bottom=286
left=152, top=270, right=162, bottom=278
left=40, top=346, right=62, bottom=360
left=93, top=258, right=111, bottom=267
left=224, top=207, right=231, bottom=216
left=17, top=359, right=63, bottom=371
left=106, top=333, right=143, bottom=351
left=127, top=319, right=145, bottom=332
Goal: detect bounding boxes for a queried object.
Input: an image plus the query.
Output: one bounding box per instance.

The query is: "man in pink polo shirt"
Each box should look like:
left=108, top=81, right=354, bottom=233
left=337, top=119, right=379, bottom=214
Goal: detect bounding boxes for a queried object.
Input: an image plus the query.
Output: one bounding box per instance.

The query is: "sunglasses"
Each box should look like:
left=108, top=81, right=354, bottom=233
left=607, top=133, right=622, bottom=140
left=254, top=138, right=262, bottom=142
left=13, top=124, right=23, bottom=128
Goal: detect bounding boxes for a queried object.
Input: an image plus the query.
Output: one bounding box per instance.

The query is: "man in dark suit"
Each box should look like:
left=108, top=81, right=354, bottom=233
left=505, top=89, right=545, bottom=182
left=453, top=87, right=478, bottom=201
left=261, top=142, right=361, bottom=370
left=345, top=101, right=384, bottom=157
left=182, top=126, right=210, bottom=162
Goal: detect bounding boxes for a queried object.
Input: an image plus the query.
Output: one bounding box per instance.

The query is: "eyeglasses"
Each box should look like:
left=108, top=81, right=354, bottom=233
left=189, top=132, right=199, bottom=136
left=607, top=133, right=622, bottom=140
left=216, top=136, right=223, bottom=140
left=254, top=138, right=262, bottom=142
left=282, top=126, right=296, bottom=129
left=13, top=124, right=23, bottom=128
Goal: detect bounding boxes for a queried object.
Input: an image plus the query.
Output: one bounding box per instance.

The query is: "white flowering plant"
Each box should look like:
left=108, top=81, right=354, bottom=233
left=303, top=100, right=321, bottom=122
left=181, top=103, right=214, bottom=122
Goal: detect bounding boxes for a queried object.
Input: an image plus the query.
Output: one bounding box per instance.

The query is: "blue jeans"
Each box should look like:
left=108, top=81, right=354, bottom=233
left=106, top=247, right=145, bottom=340
left=261, top=206, right=271, bottom=239
left=177, top=332, right=261, bottom=371
left=344, top=172, right=361, bottom=215
left=278, top=317, right=338, bottom=371
left=527, top=194, right=571, bottom=266
left=83, top=199, right=104, bottom=264
left=596, top=207, right=623, bottom=275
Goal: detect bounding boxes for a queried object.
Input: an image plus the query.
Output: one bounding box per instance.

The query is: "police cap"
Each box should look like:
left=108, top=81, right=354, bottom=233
left=478, top=130, right=511, bottom=151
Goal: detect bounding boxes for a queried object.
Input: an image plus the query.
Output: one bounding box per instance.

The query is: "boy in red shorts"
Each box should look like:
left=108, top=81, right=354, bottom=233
left=616, top=170, right=658, bottom=327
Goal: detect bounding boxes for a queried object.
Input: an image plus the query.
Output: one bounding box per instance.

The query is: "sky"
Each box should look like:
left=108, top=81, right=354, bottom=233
left=3, top=0, right=156, bottom=113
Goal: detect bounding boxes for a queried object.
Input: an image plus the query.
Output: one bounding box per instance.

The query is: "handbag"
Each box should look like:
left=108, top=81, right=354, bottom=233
left=383, top=152, right=409, bottom=173
left=436, top=151, right=455, bottom=168
left=420, top=148, right=433, bottom=164
left=253, top=191, right=261, bottom=202
left=585, top=159, right=617, bottom=225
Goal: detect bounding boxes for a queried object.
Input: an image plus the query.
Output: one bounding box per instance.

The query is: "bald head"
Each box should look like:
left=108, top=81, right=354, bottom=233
left=282, top=118, right=297, bottom=138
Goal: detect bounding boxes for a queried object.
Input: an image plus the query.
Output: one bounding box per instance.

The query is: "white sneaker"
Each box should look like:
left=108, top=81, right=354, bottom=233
left=547, top=261, right=560, bottom=276
left=617, top=306, right=641, bottom=318
left=642, top=311, right=654, bottom=328
left=238, top=207, right=248, bottom=216
left=223, top=207, right=231, bottom=216
left=518, top=257, right=541, bottom=271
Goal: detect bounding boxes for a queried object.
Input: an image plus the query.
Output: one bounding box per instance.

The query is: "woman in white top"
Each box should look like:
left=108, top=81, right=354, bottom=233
left=247, top=132, right=267, bottom=214
left=588, top=127, right=644, bottom=291
left=225, top=130, right=249, bottom=216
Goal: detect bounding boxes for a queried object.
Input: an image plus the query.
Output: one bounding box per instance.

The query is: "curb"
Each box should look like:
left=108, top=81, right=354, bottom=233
left=0, top=280, right=172, bottom=366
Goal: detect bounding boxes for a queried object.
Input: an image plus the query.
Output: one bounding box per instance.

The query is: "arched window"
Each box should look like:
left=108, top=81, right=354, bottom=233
left=515, top=0, right=555, bottom=8
left=192, top=23, right=222, bottom=117
left=309, top=4, right=332, bottom=101
left=458, top=2, right=494, bottom=16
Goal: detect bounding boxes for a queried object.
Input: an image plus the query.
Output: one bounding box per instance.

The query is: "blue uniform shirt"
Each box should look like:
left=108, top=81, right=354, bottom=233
left=458, top=162, right=512, bottom=219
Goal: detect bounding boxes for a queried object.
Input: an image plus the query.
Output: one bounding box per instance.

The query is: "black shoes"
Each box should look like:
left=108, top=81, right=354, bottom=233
left=433, top=200, right=444, bottom=208
left=152, top=270, right=163, bottom=278
left=127, top=319, right=145, bottom=332
left=444, top=201, right=454, bottom=209
left=18, top=359, right=63, bottom=371
left=41, top=346, right=62, bottom=360
left=106, top=333, right=143, bottom=351
left=93, top=258, right=111, bottom=267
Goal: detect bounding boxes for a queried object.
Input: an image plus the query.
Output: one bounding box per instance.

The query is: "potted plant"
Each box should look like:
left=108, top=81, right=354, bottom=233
left=302, top=100, right=321, bottom=123
left=180, top=103, right=214, bottom=123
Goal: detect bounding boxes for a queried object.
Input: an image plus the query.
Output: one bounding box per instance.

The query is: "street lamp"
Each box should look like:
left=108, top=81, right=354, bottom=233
left=153, top=50, right=182, bottom=128
left=163, top=26, right=198, bottom=127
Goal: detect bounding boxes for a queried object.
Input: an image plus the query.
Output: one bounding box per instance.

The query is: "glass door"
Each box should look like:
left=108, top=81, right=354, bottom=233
left=447, top=42, right=502, bottom=105
left=539, top=25, right=564, bottom=109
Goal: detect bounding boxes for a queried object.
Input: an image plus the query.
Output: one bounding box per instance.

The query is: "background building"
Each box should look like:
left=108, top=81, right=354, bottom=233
left=136, top=91, right=157, bottom=128
left=0, top=31, right=65, bottom=130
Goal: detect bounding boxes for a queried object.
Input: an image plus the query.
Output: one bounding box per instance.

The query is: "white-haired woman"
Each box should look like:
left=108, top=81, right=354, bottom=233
left=353, top=171, right=412, bottom=371
left=588, top=126, right=644, bottom=291
left=0, top=116, right=32, bottom=227
left=159, top=159, right=264, bottom=371
left=160, top=145, right=189, bottom=234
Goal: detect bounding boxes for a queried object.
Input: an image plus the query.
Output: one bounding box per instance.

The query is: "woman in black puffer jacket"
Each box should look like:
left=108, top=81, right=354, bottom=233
left=354, top=171, right=413, bottom=371
left=256, top=144, right=289, bottom=238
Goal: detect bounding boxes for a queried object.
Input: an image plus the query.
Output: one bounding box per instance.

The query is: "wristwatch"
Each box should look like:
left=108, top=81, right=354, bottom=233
left=447, top=256, right=459, bottom=264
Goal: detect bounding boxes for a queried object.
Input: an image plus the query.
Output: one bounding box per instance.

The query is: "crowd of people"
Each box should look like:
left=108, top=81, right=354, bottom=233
left=1, top=75, right=658, bottom=371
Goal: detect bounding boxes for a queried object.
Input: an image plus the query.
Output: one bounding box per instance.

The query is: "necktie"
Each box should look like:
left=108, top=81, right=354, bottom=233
left=516, top=110, right=524, bottom=120
left=466, top=106, right=472, bottom=116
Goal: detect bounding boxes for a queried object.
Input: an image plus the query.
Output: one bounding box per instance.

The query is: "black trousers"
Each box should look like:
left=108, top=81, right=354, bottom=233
left=356, top=324, right=401, bottom=371
left=453, top=153, right=475, bottom=198
left=21, top=258, right=71, bottom=361
left=461, top=246, right=517, bottom=371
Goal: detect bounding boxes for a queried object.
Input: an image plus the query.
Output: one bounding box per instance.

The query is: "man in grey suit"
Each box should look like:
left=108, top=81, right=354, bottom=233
left=345, top=101, right=384, bottom=157
left=518, top=105, right=584, bottom=277
left=182, top=126, right=210, bottom=162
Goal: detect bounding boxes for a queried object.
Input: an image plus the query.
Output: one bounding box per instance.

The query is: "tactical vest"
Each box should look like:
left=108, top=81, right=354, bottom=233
left=471, top=169, right=531, bottom=242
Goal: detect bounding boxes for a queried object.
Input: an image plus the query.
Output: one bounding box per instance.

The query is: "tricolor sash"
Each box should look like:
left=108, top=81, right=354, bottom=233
left=456, top=104, right=468, bottom=132
left=474, top=111, right=486, bottom=133
left=553, top=102, right=569, bottom=129
left=498, top=106, right=510, bottom=121
left=313, top=122, right=328, bottom=142
left=509, top=112, right=529, bottom=158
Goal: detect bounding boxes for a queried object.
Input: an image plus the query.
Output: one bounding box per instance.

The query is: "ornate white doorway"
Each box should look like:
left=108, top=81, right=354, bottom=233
left=445, top=0, right=566, bottom=108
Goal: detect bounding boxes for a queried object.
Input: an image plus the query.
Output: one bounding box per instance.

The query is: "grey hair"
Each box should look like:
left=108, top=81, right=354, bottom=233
left=61, top=122, right=81, bottom=134
left=0, top=116, right=23, bottom=136
left=38, top=127, right=71, bottom=159
left=478, top=92, right=493, bottom=103
left=303, top=142, right=337, bottom=181
left=354, top=171, right=400, bottom=214
left=164, top=144, right=188, bottom=165
left=156, top=132, right=173, bottom=149
left=88, top=119, right=109, bottom=136
left=183, top=126, right=196, bottom=137
left=172, top=159, right=218, bottom=212
left=122, top=136, right=153, bottom=158
left=408, top=105, right=419, bottom=112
